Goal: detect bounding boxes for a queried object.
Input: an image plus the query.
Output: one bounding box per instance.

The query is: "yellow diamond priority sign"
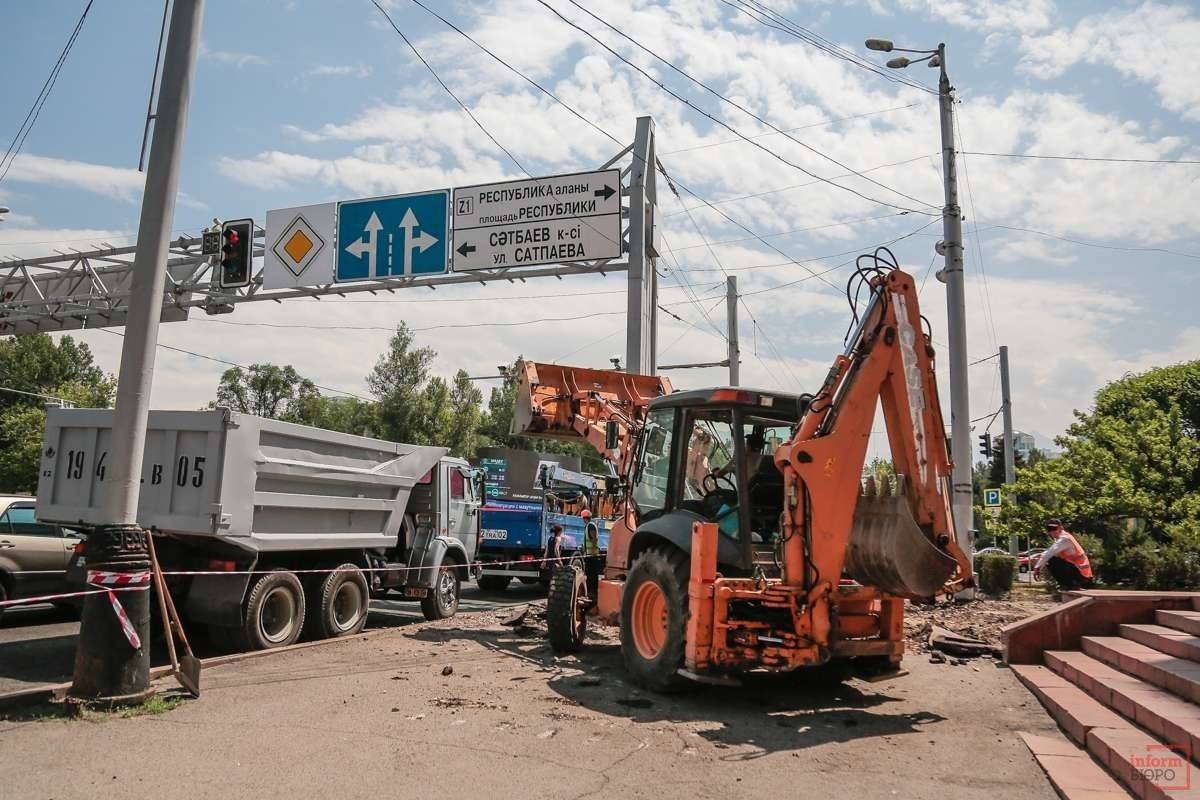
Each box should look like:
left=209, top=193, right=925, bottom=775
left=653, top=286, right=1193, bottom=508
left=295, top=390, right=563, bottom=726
left=263, top=203, right=336, bottom=289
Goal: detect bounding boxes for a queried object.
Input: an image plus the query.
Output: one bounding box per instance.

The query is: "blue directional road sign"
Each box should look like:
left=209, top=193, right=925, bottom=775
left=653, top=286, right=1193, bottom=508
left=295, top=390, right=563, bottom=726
left=336, top=189, right=449, bottom=282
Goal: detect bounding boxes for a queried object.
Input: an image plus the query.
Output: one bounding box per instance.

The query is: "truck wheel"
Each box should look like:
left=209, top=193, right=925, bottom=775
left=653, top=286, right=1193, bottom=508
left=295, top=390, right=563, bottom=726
left=421, top=563, right=460, bottom=620
left=620, top=546, right=690, bottom=692
left=477, top=574, right=510, bottom=592
left=547, top=566, right=586, bottom=653
left=310, top=564, right=369, bottom=639
left=243, top=569, right=306, bottom=650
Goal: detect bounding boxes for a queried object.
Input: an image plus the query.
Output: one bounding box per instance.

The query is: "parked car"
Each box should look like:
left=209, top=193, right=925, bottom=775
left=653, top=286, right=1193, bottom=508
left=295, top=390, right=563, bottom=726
left=0, top=495, right=83, bottom=621
left=1018, top=548, right=1046, bottom=573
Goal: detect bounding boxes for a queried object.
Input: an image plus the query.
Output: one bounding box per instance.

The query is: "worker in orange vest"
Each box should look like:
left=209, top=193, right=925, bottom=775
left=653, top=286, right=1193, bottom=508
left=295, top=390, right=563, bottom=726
left=1034, top=519, right=1094, bottom=589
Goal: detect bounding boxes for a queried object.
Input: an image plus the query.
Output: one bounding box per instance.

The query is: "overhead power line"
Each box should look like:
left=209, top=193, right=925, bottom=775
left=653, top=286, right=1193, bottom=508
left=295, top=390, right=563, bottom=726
left=659, top=104, right=921, bottom=155
left=726, top=0, right=938, bottom=96
left=960, top=151, right=1200, bottom=165
left=537, top=0, right=938, bottom=215
left=0, top=0, right=95, bottom=186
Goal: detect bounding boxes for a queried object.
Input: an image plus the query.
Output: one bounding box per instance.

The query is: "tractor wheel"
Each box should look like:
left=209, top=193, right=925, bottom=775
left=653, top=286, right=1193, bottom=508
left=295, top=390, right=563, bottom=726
left=620, top=546, right=690, bottom=692
left=477, top=574, right=511, bottom=592
left=546, top=566, right=586, bottom=653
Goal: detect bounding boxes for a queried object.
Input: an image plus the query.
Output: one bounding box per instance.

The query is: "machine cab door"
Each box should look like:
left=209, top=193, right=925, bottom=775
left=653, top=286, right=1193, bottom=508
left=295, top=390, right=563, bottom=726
left=443, top=462, right=476, bottom=551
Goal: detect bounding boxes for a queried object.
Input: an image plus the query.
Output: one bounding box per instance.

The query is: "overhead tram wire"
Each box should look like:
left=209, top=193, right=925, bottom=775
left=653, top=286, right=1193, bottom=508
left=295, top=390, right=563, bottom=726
left=537, top=0, right=938, bottom=215
left=663, top=155, right=938, bottom=217
left=0, top=0, right=96, bottom=186
left=562, top=1, right=937, bottom=211
left=406, top=0, right=930, bottom=292
left=960, top=151, right=1200, bottom=165
left=97, top=329, right=375, bottom=403
left=659, top=104, right=921, bottom=155
left=723, top=0, right=938, bottom=96
left=405, top=0, right=907, bottom=298
left=659, top=232, right=732, bottom=339
left=956, top=123, right=1000, bottom=356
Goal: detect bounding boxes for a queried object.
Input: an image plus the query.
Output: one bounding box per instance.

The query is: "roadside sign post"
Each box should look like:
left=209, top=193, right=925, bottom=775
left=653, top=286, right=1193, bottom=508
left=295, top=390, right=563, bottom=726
left=984, top=488, right=1002, bottom=519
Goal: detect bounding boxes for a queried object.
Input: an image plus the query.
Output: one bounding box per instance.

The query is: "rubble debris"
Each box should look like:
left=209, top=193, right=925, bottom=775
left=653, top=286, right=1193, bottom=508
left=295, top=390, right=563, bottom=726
left=929, top=625, right=1001, bottom=659
left=500, top=606, right=529, bottom=627
left=441, top=666, right=454, bottom=676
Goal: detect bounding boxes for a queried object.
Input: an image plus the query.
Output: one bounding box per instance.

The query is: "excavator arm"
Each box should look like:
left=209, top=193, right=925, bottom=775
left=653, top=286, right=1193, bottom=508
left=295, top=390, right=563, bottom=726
left=510, top=360, right=672, bottom=476
left=775, top=268, right=973, bottom=601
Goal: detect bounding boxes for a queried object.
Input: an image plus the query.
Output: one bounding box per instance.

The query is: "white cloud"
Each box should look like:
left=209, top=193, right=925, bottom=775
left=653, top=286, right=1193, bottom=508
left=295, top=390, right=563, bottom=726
left=1019, top=2, right=1200, bottom=122
left=199, top=42, right=268, bottom=68
left=305, top=64, right=371, bottom=79
left=2, top=154, right=144, bottom=200
left=898, top=0, right=1056, bottom=32
left=0, top=226, right=130, bottom=260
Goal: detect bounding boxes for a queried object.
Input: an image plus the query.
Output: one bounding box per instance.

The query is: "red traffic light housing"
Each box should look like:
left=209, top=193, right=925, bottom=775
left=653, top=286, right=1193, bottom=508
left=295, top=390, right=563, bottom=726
left=218, top=218, right=254, bottom=289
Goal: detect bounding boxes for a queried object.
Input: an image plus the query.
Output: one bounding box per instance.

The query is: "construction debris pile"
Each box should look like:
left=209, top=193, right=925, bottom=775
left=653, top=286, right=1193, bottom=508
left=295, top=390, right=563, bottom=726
left=903, top=596, right=1053, bottom=662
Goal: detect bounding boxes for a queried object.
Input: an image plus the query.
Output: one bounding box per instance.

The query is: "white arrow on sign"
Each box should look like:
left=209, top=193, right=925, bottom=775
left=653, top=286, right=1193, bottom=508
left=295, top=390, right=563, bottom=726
left=399, top=208, right=438, bottom=275
left=343, top=211, right=383, bottom=276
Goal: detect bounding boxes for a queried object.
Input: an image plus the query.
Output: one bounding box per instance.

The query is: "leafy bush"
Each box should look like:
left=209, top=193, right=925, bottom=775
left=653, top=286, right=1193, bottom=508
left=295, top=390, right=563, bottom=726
left=977, top=553, right=1018, bottom=595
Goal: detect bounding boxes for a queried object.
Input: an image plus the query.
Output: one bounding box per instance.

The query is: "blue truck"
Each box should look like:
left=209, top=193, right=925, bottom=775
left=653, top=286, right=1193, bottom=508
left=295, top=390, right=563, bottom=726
left=474, top=447, right=613, bottom=591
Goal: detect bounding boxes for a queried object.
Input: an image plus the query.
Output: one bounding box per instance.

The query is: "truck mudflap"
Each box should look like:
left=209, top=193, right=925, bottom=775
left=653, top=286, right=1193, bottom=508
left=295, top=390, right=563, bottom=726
left=186, top=570, right=254, bottom=628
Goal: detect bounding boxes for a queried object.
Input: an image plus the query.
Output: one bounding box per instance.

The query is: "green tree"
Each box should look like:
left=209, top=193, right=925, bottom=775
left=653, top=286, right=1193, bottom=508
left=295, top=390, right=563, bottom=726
left=442, top=370, right=484, bottom=458
left=0, top=334, right=107, bottom=411
left=367, top=323, right=437, bottom=444
left=213, top=363, right=319, bottom=422
left=994, top=361, right=1200, bottom=588
left=293, top=394, right=376, bottom=437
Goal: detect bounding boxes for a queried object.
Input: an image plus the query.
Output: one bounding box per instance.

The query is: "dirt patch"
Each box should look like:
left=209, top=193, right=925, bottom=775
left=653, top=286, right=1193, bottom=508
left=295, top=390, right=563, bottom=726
left=904, top=593, right=1056, bottom=654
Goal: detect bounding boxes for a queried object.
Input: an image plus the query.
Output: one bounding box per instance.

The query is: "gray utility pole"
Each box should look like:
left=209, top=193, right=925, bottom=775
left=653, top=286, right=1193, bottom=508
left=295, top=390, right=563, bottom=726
left=1000, top=345, right=1017, bottom=554
left=934, top=43, right=974, bottom=580
left=71, top=0, right=204, bottom=704
left=626, top=116, right=658, bottom=376
left=726, top=276, right=740, bottom=386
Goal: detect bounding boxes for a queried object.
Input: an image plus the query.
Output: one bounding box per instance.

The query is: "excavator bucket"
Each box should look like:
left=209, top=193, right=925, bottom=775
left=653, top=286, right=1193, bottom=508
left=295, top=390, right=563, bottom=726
left=845, top=475, right=958, bottom=598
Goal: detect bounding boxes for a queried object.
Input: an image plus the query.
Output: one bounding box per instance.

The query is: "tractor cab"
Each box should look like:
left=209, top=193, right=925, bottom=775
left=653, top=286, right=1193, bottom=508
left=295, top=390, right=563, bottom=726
left=625, top=387, right=807, bottom=575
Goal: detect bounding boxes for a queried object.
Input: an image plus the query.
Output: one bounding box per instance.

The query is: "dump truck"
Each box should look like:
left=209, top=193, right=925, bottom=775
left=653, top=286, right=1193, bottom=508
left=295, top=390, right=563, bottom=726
left=38, top=407, right=481, bottom=650
left=513, top=258, right=974, bottom=689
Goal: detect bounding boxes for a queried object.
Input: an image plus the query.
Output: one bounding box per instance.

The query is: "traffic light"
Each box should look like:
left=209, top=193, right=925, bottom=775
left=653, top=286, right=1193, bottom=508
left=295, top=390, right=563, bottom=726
left=218, top=218, right=254, bottom=289
left=978, top=432, right=992, bottom=459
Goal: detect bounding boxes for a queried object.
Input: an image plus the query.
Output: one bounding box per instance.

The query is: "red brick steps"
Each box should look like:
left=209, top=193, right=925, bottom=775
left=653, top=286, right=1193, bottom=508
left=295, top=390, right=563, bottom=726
left=1006, top=592, right=1200, bottom=799
left=1158, top=610, right=1200, bottom=637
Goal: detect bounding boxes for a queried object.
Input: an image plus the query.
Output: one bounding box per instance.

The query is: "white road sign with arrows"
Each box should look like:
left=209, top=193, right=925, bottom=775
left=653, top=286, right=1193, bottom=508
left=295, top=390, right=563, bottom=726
left=452, top=169, right=622, bottom=271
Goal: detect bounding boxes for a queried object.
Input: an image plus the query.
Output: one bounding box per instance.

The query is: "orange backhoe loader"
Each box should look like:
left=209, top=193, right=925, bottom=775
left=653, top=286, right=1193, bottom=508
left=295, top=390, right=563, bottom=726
left=512, top=259, right=973, bottom=690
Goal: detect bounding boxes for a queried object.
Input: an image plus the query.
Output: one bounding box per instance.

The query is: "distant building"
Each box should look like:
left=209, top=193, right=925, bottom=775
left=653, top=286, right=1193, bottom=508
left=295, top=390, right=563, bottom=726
left=1014, top=432, right=1037, bottom=463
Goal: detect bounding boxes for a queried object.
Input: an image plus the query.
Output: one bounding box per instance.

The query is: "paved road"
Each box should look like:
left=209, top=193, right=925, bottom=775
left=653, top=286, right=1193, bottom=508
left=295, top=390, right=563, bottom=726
left=0, top=582, right=543, bottom=695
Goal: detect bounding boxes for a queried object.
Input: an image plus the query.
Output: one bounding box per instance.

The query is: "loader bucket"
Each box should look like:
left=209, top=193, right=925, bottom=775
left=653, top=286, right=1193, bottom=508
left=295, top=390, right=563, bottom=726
left=510, top=360, right=672, bottom=441
left=845, top=475, right=958, bottom=598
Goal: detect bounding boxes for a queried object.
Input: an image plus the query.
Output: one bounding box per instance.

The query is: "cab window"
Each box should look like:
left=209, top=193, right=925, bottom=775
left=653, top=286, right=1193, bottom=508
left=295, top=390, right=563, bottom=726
left=450, top=469, right=466, bottom=500
left=632, top=408, right=676, bottom=516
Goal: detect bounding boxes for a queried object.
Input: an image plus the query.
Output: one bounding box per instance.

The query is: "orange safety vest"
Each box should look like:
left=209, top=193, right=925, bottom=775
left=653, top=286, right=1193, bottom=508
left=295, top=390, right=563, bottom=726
left=1056, top=531, right=1093, bottom=579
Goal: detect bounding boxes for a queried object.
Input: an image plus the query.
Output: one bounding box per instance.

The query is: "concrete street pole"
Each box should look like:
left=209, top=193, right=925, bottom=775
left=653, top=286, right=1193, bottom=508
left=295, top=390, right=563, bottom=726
left=934, top=43, right=974, bottom=590
left=1000, top=345, right=1017, bottom=555
left=70, top=0, right=205, bottom=703
left=726, top=276, right=739, bottom=386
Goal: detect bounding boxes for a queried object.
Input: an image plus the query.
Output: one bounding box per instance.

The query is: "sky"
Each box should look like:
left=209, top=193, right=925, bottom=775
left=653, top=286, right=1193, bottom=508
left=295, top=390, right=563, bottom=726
left=2, top=0, right=1198, bottom=454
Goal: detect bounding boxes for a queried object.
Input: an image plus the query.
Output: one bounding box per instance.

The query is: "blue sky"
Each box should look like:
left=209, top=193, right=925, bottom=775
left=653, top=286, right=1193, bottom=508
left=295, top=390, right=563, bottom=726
left=2, top=0, right=1198, bottom=450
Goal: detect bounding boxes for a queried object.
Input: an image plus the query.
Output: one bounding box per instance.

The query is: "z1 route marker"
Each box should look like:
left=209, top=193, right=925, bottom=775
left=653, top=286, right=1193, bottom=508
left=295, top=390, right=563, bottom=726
left=452, top=169, right=622, bottom=272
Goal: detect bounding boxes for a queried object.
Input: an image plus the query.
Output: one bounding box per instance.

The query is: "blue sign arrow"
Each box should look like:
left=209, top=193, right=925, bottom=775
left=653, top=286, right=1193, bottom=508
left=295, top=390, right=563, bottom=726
left=336, top=190, right=449, bottom=282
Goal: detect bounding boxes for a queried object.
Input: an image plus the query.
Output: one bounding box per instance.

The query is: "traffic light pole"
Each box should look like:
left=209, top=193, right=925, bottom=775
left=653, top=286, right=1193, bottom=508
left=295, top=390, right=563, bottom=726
left=70, top=0, right=205, bottom=704
left=1000, top=345, right=1017, bottom=555
left=935, top=44, right=974, bottom=594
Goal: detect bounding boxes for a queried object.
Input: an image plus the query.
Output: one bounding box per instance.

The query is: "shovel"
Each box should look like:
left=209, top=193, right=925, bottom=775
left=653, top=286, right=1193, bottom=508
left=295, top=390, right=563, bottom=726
left=147, top=533, right=201, bottom=697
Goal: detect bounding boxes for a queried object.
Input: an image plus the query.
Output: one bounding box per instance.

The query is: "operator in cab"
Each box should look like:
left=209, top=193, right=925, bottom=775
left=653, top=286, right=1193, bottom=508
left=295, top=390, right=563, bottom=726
left=1034, top=519, right=1094, bottom=590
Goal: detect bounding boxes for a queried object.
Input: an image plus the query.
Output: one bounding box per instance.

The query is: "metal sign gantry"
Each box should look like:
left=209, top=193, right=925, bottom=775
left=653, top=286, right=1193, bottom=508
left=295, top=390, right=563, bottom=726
left=0, top=117, right=660, bottom=374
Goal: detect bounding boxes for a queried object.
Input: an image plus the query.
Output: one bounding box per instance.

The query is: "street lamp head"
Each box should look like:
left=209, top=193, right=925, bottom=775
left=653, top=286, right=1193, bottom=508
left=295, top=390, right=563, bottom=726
left=886, top=56, right=911, bottom=69
left=865, top=38, right=894, bottom=52
left=927, top=54, right=942, bottom=67
left=0, top=206, right=10, bottom=215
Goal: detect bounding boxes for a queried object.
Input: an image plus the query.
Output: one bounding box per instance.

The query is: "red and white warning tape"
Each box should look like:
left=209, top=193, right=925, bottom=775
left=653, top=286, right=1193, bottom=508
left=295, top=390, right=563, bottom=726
left=87, top=569, right=151, bottom=650
left=0, top=554, right=599, bottom=610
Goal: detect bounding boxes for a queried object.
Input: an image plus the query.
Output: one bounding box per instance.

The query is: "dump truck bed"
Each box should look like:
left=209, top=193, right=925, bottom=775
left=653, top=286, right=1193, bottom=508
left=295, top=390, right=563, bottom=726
left=36, top=407, right=446, bottom=553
